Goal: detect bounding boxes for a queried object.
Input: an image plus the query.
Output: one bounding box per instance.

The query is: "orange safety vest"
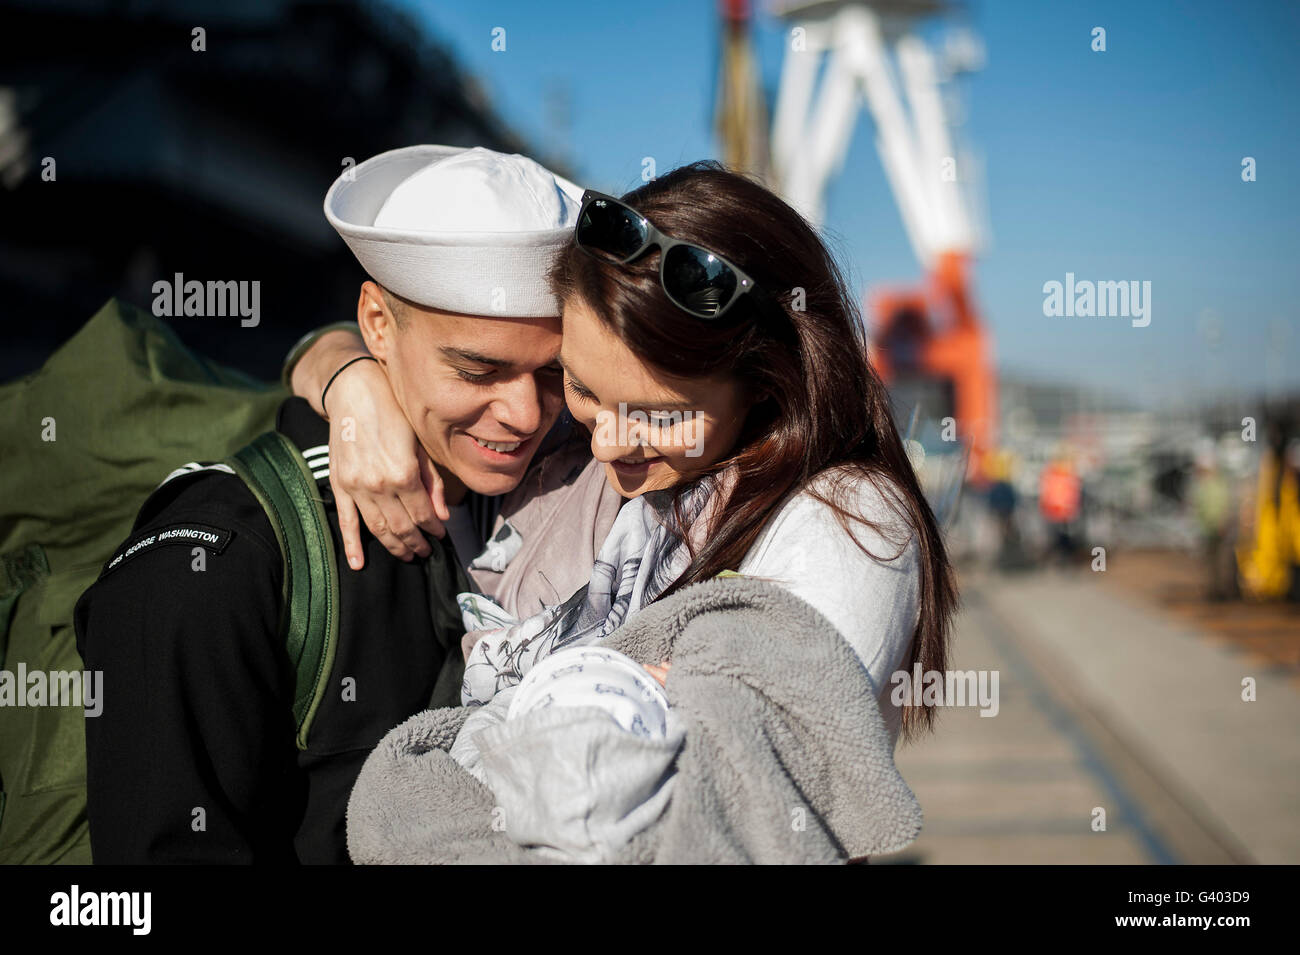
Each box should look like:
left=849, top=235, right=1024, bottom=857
left=1039, top=464, right=1081, bottom=524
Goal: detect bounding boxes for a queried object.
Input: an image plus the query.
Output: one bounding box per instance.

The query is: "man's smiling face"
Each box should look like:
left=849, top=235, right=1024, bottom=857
left=360, top=283, right=565, bottom=503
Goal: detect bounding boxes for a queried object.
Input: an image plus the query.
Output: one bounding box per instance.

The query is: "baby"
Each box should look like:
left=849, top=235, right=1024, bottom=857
left=447, top=604, right=684, bottom=862
left=507, top=645, right=673, bottom=738
left=447, top=635, right=676, bottom=781
left=447, top=541, right=686, bottom=861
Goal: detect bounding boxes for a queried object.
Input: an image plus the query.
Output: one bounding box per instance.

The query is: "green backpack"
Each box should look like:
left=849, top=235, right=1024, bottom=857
left=0, top=299, right=340, bottom=864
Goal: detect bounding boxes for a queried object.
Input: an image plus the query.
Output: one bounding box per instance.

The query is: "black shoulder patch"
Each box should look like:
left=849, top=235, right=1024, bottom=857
left=102, top=523, right=235, bottom=577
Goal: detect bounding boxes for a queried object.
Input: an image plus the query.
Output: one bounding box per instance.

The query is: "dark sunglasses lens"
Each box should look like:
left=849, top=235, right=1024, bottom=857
left=576, top=198, right=647, bottom=261
left=662, top=244, right=739, bottom=318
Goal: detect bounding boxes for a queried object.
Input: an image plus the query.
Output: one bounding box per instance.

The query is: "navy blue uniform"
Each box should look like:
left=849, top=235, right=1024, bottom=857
left=74, top=398, right=468, bottom=863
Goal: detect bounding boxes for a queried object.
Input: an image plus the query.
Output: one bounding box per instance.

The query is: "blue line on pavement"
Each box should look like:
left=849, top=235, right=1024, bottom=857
left=971, top=589, right=1181, bottom=865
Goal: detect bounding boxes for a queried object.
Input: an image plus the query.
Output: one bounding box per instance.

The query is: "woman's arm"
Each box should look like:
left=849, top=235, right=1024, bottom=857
left=287, top=326, right=449, bottom=569
left=287, top=326, right=370, bottom=418
left=737, top=477, right=921, bottom=698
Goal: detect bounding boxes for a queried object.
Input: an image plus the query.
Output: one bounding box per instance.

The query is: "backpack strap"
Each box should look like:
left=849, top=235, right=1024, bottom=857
left=225, top=432, right=339, bottom=751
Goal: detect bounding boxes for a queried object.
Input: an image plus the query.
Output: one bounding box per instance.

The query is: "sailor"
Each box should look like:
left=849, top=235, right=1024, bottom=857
left=74, top=145, right=618, bottom=863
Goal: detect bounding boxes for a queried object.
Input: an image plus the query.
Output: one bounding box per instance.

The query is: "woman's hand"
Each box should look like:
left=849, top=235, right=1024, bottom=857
left=289, top=329, right=449, bottom=569
left=644, top=660, right=672, bottom=688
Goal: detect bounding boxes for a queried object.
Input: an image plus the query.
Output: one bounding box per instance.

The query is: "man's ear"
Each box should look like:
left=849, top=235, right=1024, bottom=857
left=356, top=281, right=394, bottom=362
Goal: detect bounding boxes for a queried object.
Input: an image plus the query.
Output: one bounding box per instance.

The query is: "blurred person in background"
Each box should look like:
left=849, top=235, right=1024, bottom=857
left=1190, top=439, right=1240, bottom=601
left=1038, top=449, right=1082, bottom=568
left=985, top=449, right=1025, bottom=571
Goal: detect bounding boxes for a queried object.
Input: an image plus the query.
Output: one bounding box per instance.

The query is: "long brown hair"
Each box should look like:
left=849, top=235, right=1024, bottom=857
left=549, top=161, right=959, bottom=741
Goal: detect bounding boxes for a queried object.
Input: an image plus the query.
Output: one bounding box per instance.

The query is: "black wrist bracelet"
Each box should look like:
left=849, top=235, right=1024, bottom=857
left=281, top=321, right=362, bottom=392
left=321, top=355, right=378, bottom=417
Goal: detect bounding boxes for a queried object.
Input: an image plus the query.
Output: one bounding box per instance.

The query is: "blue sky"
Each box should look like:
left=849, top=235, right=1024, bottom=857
left=392, top=0, right=1299, bottom=409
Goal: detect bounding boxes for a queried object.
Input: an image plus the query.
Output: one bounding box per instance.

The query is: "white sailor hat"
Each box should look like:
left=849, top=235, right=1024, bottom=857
left=323, top=144, right=583, bottom=317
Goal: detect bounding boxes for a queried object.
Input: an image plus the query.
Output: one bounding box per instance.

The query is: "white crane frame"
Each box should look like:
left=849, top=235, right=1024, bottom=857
left=769, top=1, right=981, bottom=270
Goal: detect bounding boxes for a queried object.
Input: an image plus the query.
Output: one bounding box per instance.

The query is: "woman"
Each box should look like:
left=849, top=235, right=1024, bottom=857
left=292, top=161, right=957, bottom=747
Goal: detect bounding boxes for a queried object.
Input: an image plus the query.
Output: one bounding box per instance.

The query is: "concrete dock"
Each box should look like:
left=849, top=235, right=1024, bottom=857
left=878, top=565, right=1300, bottom=864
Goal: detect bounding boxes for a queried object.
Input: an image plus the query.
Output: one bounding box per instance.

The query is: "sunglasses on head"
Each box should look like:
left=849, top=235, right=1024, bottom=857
left=574, top=190, right=760, bottom=321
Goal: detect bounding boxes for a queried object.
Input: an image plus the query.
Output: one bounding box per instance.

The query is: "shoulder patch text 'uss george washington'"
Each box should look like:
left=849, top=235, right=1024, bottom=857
left=102, top=523, right=233, bottom=576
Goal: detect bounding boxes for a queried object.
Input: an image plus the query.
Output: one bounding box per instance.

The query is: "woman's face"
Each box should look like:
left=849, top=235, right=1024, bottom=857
left=560, top=295, right=751, bottom=498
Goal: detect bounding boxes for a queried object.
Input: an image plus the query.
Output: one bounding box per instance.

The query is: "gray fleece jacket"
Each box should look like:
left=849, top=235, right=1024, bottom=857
left=346, top=574, right=923, bottom=864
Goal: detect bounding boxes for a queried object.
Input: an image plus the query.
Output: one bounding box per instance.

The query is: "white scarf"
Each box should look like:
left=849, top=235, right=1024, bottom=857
left=456, top=480, right=716, bottom=708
